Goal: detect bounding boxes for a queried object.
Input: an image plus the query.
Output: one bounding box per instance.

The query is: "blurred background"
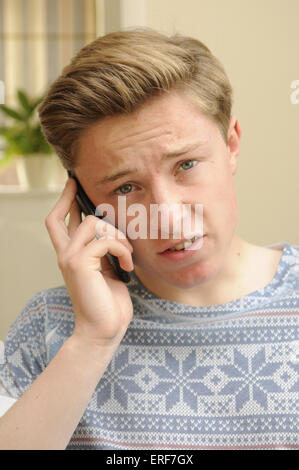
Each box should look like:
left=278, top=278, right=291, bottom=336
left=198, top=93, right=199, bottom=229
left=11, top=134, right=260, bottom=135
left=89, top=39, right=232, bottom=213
left=0, top=0, right=298, bottom=340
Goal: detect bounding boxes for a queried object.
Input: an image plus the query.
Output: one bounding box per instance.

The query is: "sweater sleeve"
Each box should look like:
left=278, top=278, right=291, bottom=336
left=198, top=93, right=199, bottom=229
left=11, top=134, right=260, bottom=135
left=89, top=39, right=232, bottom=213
left=0, top=291, right=48, bottom=415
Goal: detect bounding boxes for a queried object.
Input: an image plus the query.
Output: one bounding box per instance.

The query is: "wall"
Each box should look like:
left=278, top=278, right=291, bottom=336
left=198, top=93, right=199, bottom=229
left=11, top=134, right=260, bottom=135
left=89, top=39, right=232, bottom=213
left=145, top=0, right=299, bottom=246
left=0, top=188, right=65, bottom=340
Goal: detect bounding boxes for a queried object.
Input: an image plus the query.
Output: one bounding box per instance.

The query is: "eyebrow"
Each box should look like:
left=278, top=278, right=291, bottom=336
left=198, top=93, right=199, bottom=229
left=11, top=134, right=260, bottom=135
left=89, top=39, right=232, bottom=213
left=95, top=142, right=205, bottom=186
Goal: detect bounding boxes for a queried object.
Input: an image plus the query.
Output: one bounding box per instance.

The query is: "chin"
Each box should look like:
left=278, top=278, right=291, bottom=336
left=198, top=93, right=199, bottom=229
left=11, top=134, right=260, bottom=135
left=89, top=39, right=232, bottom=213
left=161, top=263, right=214, bottom=289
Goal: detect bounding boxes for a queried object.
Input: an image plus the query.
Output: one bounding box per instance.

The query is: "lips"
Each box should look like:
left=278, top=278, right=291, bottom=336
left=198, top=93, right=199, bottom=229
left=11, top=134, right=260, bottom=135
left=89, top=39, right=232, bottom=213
left=157, top=234, right=205, bottom=261
left=158, top=234, right=204, bottom=253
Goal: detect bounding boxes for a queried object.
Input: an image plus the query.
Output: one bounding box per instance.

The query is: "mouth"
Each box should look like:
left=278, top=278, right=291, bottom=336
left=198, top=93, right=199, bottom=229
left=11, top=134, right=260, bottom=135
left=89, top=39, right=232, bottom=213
left=158, top=234, right=204, bottom=253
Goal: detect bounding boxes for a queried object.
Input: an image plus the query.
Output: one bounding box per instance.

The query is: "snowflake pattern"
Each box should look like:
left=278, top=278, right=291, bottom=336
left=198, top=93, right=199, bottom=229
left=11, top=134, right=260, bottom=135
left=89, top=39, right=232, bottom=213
left=218, top=348, right=283, bottom=411
left=96, top=349, right=143, bottom=409
left=149, top=350, right=213, bottom=412
left=0, top=241, right=298, bottom=449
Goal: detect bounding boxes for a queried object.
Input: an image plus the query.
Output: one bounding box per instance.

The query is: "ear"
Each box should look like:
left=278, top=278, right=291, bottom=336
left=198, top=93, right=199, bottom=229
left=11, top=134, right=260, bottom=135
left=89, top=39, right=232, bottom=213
left=226, top=115, right=241, bottom=175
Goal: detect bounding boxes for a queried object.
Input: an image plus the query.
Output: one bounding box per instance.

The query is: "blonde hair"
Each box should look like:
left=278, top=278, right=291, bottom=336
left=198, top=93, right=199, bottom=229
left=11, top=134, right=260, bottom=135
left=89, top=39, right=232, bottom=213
left=39, top=29, right=233, bottom=170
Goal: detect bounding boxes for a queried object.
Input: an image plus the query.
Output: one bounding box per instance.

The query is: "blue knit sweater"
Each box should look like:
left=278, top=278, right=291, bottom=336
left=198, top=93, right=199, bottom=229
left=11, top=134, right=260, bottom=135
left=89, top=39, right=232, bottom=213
left=1, top=241, right=298, bottom=449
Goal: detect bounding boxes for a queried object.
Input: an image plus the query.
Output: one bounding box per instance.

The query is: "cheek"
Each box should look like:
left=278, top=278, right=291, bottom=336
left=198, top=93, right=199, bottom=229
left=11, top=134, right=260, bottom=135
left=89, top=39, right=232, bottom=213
left=129, top=239, right=151, bottom=267
left=227, top=188, right=239, bottom=225
left=205, top=174, right=238, bottom=223
left=220, top=182, right=238, bottom=228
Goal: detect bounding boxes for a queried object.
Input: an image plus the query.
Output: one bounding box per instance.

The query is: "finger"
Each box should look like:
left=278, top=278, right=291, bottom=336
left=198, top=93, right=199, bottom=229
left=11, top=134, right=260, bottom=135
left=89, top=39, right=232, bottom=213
left=99, top=253, right=121, bottom=280
left=84, top=236, right=134, bottom=272
left=66, top=214, right=100, bottom=256
left=67, top=215, right=134, bottom=257
left=45, top=178, right=77, bottom=252
left=52, top=177, right=77, bottom=219
left=93, top=234, right=118, bottom=277
left=95, top=218, right=134, bottom=253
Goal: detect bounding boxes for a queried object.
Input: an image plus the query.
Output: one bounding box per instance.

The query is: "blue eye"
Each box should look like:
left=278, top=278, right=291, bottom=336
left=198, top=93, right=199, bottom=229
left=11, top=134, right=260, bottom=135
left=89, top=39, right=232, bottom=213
left=180, top=160, right=198, bottom=171
left=113, top=160, right=198, bottom=196
left=115, top=183, right=135, bottom=195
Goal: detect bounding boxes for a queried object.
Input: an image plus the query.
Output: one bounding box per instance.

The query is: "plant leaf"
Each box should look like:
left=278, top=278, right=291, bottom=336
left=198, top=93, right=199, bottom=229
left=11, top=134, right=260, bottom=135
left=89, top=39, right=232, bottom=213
left=17, top=89, right=32, bottom=115
left=0, top=104, right=24, bottom=121
left=0, top=90, right=51, bottom=160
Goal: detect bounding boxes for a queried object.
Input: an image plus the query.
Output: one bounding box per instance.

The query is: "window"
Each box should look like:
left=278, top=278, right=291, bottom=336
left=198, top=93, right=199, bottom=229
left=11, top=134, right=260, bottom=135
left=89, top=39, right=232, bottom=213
left=0, top=0, right=98, bottom=185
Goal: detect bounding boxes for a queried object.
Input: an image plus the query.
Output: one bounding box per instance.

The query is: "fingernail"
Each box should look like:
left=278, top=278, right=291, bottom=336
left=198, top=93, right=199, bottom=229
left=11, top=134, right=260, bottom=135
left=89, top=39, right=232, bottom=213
left=128, top=259, right=134, bottom=271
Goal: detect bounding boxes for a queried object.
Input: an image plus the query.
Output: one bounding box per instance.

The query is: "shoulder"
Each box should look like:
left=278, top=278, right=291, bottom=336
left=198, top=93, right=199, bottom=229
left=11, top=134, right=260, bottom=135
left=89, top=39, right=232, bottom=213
left=7, top=285, right=74, bottom=342
left=20, top=284, right=73, bottom=317
left=275, top=242, right=299, bottom=295
left=280, top=242, right=299, bottom=279
left=266, top=241, right=299, bottom=272
left=38, top=284, right=73, bottom=311
left=34, top=284, right=75, bottom=327
left=282, top=242, right=299, bottom=263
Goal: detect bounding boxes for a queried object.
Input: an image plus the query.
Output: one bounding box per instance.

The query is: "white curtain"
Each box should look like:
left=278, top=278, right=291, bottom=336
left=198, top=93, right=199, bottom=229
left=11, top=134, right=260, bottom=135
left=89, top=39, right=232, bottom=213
left=0, top=0, right=97, bottom=106
left=0, top=0, right=97, bottom=182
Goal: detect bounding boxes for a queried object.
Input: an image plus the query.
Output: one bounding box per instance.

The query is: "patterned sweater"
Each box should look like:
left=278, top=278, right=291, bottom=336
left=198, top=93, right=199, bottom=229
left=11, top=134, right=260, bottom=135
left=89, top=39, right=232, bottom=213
left=0, top=241, right=298, bottom=450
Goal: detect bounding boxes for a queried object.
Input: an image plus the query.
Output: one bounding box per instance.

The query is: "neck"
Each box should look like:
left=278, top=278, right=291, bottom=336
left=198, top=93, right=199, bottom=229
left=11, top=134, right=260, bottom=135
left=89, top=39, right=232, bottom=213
left=134, top=235, right=282, bottom=306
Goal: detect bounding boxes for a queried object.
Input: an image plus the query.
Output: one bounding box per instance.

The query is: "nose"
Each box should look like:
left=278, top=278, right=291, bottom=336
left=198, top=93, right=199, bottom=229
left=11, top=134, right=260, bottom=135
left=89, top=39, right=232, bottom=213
left=149, top=182, right=187, bottom=239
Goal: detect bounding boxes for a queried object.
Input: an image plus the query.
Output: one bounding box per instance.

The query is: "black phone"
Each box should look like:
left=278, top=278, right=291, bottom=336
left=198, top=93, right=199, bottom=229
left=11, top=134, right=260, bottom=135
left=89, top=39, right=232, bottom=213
left=67, top=170, right=131, bottom=283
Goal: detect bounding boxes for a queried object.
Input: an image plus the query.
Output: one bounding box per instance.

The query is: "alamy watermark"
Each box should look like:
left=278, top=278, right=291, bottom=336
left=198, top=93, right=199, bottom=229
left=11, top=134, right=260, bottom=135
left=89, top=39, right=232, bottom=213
left=290, top=80, right=299, bottom=104
left=95, top=197, right=204, bottom=250
left=0, top=80, right=5, bottom=105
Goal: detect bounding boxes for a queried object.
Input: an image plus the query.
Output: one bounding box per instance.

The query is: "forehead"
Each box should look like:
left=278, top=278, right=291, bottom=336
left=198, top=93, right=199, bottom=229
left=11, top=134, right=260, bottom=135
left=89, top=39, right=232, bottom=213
left=76, top=94, right=220, bottom=184
left=80, top=94, right=218, bottom=153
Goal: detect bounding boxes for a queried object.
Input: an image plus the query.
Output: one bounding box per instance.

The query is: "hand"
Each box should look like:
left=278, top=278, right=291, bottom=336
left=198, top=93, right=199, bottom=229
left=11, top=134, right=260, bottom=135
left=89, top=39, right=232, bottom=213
left=45, top=178, right=134, bottom=347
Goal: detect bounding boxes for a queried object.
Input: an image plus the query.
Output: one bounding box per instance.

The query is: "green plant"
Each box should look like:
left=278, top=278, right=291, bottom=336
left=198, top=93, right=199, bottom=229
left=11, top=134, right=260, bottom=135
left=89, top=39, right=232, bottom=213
left=0, top=89, right=52, bottom=169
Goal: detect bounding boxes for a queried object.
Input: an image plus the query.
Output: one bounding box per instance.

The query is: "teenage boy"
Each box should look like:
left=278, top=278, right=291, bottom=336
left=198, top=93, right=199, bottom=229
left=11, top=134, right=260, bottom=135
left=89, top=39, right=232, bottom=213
left=0, top=30, right=298, bottom=450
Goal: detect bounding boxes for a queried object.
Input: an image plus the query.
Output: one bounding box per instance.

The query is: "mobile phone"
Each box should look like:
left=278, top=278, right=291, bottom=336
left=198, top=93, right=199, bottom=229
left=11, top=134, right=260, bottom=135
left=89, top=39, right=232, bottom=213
left=67, top=170, right=131, bottom=283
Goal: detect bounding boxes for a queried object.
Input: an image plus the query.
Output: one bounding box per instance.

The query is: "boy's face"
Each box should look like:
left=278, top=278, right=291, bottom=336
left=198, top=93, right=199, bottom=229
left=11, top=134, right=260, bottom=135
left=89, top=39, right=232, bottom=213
left=75, top=92, right=241, bottom=289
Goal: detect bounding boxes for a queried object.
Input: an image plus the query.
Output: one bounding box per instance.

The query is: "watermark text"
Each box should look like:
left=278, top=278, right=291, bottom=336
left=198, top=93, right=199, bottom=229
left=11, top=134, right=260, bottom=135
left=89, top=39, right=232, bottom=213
left=95, top=197, right=204, bottom=249
left=290, top=80, right=299, bottom=104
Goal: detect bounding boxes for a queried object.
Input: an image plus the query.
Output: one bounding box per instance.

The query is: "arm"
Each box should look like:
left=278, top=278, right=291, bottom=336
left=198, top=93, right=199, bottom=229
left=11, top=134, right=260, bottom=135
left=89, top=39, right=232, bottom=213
left=0, top=335, right=119, bottom=450
left=0, top=178, right=134, bottom=449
